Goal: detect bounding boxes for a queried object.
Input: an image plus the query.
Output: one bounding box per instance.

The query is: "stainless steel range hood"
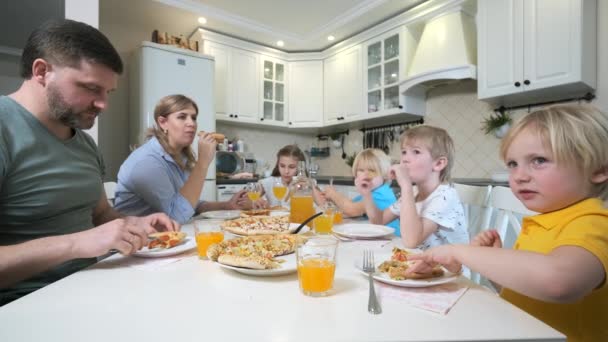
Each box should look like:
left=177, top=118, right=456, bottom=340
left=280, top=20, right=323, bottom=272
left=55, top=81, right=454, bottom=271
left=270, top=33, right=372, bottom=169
left=400, top=8, right=477, bottom=96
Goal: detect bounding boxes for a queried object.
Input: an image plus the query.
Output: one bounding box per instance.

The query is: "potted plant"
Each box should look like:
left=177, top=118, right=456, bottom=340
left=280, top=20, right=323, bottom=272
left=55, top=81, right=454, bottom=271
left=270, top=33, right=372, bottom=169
left=481, top=110, right=512, bottom=138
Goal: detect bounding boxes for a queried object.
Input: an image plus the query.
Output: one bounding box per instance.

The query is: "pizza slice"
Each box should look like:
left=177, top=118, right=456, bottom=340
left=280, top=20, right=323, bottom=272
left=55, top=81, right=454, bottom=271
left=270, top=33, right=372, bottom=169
left=378, top=247, right=444, bottom=280
left=207, top=234, right=297, bottom=269
left=147, top=231, right=186, bottom=249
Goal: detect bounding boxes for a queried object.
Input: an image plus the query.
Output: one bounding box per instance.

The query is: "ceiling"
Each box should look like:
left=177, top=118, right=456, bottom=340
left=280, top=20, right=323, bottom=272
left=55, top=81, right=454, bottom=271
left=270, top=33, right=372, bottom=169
left=101, top=0, right=427, bottom=52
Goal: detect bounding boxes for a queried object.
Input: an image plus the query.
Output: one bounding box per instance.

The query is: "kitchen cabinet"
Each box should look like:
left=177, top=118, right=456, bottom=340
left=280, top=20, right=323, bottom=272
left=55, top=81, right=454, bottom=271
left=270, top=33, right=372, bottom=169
left=364, top=28, right=407, bottom=116
left=478, top=0, right=596, bottom=100
left=288, top=60, right=323, bottom=127
left=204, top=41, right=260, bottom=123
left=324, top=45, right=363, bottom=125
left=259, top=56, right=288, bottom=126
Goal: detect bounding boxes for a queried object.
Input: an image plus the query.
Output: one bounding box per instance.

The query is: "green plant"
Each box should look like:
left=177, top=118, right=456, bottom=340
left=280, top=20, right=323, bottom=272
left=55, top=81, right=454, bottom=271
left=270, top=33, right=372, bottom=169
left=345, top=152, right=357, bottom=167
left=481, top=111, right=512, bottom=135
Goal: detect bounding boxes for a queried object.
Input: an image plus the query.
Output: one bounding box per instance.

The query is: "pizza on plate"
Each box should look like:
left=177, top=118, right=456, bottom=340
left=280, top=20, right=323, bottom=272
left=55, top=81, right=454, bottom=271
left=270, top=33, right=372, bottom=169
left=147, top=231, right=187, bottom=249
left=377, top=247, right=444, bottom=280
left=240, top=208, right=271, bottom=217
left=221, top=215, right=291, bottom=235
left=207, top=234, right=297, bottom=269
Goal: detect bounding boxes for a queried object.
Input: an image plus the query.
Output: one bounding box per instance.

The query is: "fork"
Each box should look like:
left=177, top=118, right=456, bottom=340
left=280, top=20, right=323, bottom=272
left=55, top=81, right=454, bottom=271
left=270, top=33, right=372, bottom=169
left=363, top=249, right=382, bottom=314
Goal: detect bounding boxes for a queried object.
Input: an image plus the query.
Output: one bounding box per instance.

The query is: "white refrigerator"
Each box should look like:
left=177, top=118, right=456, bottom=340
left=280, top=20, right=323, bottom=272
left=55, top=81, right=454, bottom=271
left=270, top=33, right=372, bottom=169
left=130, top=41, right=216, bottom=201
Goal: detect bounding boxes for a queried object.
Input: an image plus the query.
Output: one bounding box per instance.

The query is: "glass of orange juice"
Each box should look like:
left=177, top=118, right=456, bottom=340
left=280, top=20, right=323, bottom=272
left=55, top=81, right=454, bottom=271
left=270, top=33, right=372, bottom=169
left=326, top=201, right=343, bottom=225
left=272, top=177, right=288, bottom=208
left=313, top=205, right=334, bottom=235
left=193, top=221, right=224, bottom=259
left=245, top=182, right=262, bottom=203
left=296, top=236, right=338, bottom=297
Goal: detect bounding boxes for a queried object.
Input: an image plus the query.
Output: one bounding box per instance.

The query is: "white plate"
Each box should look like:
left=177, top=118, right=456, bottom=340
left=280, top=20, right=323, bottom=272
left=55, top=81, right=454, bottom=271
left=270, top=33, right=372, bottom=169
left=200, top=210, right=241, bottom=220
left=133, top=237, right=196, bottom=258
left=269, top=210, right=289, bottom=217
left=356, top=252, right=459, bottom=287
left=228, top=223, right=309, bottom=236
left=332, top=223, right=394, bottom=239
left=216, top=253, right=296, bottom=276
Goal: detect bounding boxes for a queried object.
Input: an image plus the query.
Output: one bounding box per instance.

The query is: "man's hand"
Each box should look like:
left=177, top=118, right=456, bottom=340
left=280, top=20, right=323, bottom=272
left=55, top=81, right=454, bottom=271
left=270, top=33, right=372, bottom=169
left=227, top=190, right=250, bottom=209
left=471, top=230, right=502, bottom=248
left=406, top=245, right=463, bottom=275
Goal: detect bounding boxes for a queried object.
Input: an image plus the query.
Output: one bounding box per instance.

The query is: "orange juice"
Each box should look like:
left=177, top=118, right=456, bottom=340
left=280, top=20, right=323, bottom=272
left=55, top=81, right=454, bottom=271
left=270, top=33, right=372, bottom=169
left=290, top=195, right=315, bottom=227
left=297, top=258, right=336, bottom=293
left=272, top=186, right=287, bottom=200
left=314, top=214, right=333, bottom=234
left=195, top=231, right=224, bottom=258
left=333, top=211, right=343, bottom=224
left=247, top=192, right=261, bottom=201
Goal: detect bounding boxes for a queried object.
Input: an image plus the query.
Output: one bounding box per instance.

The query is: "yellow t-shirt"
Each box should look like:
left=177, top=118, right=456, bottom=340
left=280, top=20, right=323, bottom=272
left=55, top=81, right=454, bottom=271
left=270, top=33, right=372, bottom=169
left=501, top=198, right=608, bottom=342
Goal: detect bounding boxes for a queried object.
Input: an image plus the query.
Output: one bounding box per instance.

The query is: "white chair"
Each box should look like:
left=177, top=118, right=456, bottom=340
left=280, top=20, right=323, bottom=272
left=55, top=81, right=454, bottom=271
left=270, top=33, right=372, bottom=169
left=474, top=186, right=537, bottom=287
left=453, top=183, right=492, bottom=239
left=104, top=181, right=117, bottom=207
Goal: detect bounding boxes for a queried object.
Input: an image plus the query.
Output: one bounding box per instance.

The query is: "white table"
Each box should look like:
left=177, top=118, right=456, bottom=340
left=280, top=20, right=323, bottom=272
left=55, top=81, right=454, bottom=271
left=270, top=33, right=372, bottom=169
left=0, top=221, right=565, bottom=342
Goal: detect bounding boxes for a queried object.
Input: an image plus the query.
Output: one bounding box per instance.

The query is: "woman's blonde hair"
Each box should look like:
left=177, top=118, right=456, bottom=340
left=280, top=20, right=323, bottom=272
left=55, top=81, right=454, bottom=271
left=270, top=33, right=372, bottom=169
left=500, top=104, right=608, bottom=200
left=400, top=125, right=455, bottom=182
left=146, top=94, right=199, bottom=171
left=351, top=148, right=392, bottom=180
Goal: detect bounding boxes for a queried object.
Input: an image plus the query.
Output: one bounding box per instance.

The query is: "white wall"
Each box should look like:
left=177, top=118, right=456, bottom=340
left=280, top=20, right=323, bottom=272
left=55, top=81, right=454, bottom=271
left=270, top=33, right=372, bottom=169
left=595, top=0, right=607, bottom=111
left=65, top=0, right=100, bottom=143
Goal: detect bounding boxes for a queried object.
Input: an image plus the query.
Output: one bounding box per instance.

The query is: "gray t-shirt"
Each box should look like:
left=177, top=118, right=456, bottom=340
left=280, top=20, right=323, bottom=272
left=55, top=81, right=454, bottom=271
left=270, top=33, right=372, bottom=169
left=0, top=96, right=105, bottom=304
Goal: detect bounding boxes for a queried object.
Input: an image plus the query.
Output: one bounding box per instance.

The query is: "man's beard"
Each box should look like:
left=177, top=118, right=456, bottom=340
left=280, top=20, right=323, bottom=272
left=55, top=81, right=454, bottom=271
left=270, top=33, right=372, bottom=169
left=47, top=84, right=99, bottom=129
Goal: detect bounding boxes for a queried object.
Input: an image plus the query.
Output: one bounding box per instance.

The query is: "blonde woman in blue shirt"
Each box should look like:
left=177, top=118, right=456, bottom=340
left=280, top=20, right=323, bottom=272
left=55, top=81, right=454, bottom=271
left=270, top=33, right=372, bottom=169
left=114, top=95, right=249, bottom=223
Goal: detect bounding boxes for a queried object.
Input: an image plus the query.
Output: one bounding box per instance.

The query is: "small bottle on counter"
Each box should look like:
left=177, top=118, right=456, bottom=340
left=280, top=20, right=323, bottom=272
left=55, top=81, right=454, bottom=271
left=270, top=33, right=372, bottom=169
left=227, top=143, right=234, bottom=152
left=237, top=140, right=244, bottom=152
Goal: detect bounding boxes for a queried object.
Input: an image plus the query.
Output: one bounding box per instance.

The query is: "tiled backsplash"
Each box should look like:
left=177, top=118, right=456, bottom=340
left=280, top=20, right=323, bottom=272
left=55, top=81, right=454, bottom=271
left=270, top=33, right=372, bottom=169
left=219, top=81, right=531, bottom=178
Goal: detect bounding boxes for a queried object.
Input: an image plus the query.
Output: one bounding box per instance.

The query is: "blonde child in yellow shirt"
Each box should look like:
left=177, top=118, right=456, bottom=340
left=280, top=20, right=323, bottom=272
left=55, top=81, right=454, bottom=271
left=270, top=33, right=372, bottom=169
left=407, top=104, right=608, bottom=342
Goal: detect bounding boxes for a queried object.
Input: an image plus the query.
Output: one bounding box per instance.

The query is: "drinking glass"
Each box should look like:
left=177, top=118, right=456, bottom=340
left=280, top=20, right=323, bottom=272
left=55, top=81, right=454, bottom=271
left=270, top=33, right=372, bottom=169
left=245, top=182, right=262, bottom=203
left=313, top=204, right=334, bottom=234
left=193, top=221, right=224, bottom=259
left=296, top=236, right=338, bottom=297
left=271, top=177, right=288, bottom=208
left=326, top=201, right=343, bottom=225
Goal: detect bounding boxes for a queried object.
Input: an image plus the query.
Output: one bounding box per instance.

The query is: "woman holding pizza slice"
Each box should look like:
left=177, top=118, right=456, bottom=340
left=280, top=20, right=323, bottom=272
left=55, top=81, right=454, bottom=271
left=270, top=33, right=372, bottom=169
left=114, top=94, right=250, bottom=224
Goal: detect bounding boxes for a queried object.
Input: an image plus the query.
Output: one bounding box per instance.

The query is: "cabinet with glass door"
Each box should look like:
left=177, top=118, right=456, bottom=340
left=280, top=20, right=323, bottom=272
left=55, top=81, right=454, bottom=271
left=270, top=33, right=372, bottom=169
left=260, top=56, right=288, bottom=126
left=364, top=28, right=407, bottom=116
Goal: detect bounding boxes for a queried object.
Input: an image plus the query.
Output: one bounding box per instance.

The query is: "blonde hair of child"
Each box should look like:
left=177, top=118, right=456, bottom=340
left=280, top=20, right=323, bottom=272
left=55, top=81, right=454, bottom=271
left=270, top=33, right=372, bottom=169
left=500, top=104, right=608, bottom=200
left=400, top=125, right=455, bottom=183
left=351, top=148, right=391, bottom=181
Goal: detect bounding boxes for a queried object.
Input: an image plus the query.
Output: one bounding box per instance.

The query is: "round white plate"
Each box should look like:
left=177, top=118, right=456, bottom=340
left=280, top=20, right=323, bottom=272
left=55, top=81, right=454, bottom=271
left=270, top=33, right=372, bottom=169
left=133, top=237, right=196, bottom=258
left=356, top=252, right=459, bottom=287
left=200, top=210, right=241, bottom=220
left=227, top=223, right=309, bottom=236
left=333, top=223, right=394, bottom=239
left=216, top=253, right=296, bottom=276
left=269, top=210, right=289, bottom=217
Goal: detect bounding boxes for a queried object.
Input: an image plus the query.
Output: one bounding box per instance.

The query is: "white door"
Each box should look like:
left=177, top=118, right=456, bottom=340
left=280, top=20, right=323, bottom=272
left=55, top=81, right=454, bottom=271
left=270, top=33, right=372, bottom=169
left=477, top=0, right=524, bottom=99
left=232, top=49, right=260, bottom=122
left=523, top=0, right=581, bottom=91
left=323, top=53, right=341, bottom=124
left=342, top=45, right=363, bottom=122
left=204, top=41, right=231, bottom=119
left=288, top=60, right=323, bottom=127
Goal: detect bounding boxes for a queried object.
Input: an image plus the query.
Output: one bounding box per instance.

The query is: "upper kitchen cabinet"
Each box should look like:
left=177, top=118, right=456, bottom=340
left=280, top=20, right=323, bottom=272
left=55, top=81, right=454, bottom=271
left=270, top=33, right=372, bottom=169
left=288, top=60, right=323, bottom=127
left=478, top=0, right=596, bottom=101
left=204, top=41, right=260, bottom=123
left=324, top=45, right=363, bottom=125
left=364, top=27, right=414, bottom=117
left=260, top=56, right=288, bottom=126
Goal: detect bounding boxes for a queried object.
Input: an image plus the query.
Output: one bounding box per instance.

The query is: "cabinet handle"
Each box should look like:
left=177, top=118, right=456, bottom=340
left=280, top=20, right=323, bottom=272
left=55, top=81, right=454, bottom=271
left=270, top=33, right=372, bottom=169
left=229, top=114, right=234, bottom=118
left=524, top=80, right=530, bottom=85
left=260, top=117, right=264, bottom=121
left=235, top=115, right=239, bottom=118
left=398, top=105, right=403, bottom=109
left=289, top=122, right=293, bottom=125
left=514, top=82, right=521, bottom=87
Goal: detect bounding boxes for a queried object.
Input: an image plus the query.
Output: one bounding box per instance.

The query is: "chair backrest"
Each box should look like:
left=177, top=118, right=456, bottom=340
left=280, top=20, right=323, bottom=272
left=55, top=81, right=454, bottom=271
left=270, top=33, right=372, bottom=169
left=482, top=186, right=537, bottom=248
left=104, top=181, right=117, bottom=206
left=453, top=183, right=492, bottom=238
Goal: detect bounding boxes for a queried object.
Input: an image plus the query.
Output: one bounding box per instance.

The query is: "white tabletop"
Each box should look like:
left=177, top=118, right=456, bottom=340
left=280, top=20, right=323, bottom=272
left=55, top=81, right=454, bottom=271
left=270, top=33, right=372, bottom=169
left=0, top=220, right=564, bottom=342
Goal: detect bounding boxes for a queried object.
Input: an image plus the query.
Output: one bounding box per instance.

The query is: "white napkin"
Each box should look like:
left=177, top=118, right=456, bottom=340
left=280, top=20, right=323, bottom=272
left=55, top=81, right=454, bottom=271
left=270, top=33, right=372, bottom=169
left=377, top=281, right=468, bottom=315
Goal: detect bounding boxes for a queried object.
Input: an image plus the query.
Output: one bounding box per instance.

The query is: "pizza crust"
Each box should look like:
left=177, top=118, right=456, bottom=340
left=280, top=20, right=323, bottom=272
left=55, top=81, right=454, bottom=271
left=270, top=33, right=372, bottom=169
left=218, top=254, right=278, bottom=270
left=208, top=234, right=297, bottom=270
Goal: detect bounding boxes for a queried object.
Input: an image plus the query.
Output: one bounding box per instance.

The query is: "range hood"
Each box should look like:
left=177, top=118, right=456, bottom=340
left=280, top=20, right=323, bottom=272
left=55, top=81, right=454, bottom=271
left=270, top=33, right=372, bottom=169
left=400, top=9, right=477, bottom=96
